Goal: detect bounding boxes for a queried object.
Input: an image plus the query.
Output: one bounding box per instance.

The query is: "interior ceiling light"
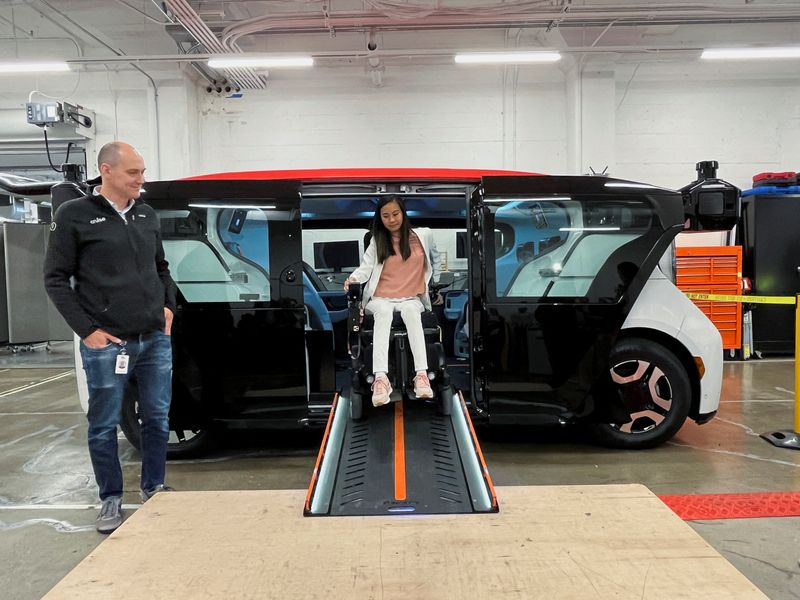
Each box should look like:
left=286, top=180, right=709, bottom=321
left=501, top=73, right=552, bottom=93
left=701, top=47, right=800, bottom=60
left=455, top=52, right=561, bottom=65
left=0, top=62, right=70, bottom=74
left=188, top=203, right=276, bottom=210
left=208, top=55, right=313, bottom=69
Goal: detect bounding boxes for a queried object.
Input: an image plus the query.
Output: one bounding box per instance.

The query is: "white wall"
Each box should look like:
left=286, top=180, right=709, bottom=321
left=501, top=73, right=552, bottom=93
left=615, top=61, right=800, bottom=190
left=0, top=55, right=797, bottom=192
left=194, top=65, right=566, bottom=175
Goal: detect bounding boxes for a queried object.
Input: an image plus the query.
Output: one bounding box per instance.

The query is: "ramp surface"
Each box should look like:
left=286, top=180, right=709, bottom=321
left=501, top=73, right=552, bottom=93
left=330, top=399, right=473, bottom=515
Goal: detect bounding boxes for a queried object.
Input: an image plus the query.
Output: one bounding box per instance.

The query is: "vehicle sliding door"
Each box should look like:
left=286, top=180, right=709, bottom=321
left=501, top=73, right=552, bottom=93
left=145, top=179, right=307, bottom=428
left=469, top=176, right=684, bottom=424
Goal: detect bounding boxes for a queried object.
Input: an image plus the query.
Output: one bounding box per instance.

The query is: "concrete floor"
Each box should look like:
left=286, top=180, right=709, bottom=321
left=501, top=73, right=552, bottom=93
left=0, top=354, right=798, bottom=599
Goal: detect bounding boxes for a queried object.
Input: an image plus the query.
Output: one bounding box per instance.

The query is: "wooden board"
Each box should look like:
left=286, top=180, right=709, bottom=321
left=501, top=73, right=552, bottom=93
left=43, top=485, right=767, bottom=600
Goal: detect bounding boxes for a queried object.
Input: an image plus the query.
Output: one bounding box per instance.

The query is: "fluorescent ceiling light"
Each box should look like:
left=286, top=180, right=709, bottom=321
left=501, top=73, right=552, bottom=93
left=455, top=52, right=561, bottom=65
left=0, top=62, right=70, bottom=74
left=484, top=196, right=571, bottom=203
left=208, top=55, right=313, bottom=69
left=701, top=47, right=800, bottom=60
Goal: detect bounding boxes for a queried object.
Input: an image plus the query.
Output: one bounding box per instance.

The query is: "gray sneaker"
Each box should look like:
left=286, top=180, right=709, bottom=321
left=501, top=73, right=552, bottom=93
left=140, top=484, right=175, bottom=502
left=95, top=496, right=122, bottom=534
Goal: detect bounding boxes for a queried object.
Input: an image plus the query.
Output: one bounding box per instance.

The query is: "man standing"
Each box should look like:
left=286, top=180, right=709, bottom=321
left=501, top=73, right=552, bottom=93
left=44, top=141, right=176, bottom=534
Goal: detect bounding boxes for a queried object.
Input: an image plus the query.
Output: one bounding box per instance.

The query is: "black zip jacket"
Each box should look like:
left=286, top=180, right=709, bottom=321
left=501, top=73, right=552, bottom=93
left=44, top=193, right=177, bottom=339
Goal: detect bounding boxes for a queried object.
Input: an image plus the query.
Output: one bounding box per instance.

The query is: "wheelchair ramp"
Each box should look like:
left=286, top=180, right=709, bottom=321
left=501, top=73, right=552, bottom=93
left=305, top=391, right=497, bottom=516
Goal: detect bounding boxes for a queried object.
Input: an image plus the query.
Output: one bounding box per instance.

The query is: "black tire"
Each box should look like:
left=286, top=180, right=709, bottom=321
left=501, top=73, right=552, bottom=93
left=591, top=337, right=691, bottom=449
left=349, top=389, right=364, bottom=421
left=120, top=382, right=217, bottom=459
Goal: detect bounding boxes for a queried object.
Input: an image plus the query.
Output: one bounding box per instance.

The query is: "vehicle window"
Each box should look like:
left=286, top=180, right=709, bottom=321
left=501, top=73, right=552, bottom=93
left=302, top=228, right=366, bottom=291
left=156, top=207, right=272, bottom=303
left=490, top=199, right=657, bottom=302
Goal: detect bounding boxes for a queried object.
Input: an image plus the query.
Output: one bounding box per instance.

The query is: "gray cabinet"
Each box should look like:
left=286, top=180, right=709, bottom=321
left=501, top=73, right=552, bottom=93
left=0, top=222, right=72, bottom=344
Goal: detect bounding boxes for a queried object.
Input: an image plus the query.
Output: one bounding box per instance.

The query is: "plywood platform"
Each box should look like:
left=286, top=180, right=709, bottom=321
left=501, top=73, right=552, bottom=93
left=44, top=485, right=767, bottom=600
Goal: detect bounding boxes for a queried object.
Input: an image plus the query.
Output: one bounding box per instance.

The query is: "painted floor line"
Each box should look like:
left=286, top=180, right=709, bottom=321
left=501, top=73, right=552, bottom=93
left=719, top=399, right=793, bottom=404
left=0, top=504, right=142, bottom=510
left=0, top=371, right=73, bottom=398
left=0, top=411, right=84, bottom=416
left=668, top=441, right=800, bottom=468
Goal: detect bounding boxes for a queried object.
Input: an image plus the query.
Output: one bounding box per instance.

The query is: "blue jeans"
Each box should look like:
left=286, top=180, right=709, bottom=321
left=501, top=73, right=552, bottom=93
left=80, top=331, right=172, bottom=500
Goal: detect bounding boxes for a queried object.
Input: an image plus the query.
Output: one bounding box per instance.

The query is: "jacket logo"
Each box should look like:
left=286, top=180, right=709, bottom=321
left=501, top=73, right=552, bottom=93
left=90, top=217, right=106, bottom=225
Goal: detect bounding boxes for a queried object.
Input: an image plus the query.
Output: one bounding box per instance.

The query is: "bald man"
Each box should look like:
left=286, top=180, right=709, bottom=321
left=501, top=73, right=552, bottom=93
left=44, top=141, right=176, bottom=533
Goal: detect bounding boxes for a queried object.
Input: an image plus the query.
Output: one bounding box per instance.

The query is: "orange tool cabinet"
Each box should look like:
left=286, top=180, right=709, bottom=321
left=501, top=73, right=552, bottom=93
left=676, top=246, right=742, bottom=350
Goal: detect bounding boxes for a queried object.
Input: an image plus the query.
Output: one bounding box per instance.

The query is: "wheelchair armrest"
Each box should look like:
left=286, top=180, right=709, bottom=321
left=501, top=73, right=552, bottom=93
left=347, top=282, right=363, bottom=303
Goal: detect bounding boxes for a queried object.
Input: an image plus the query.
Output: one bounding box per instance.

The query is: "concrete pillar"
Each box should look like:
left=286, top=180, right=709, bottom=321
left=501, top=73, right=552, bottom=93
left=565, top=60, right=616, bottom=176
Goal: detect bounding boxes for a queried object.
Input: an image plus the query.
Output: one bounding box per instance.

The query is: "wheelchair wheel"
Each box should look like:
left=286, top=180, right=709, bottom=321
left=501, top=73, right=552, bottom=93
left=438, top=384, right=454, bottom=416
left=349, top=389, right=364, bottom=421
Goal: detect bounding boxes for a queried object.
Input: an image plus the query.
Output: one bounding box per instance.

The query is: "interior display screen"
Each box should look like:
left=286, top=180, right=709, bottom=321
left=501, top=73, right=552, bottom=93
left=313, top=240, right=360, bottom=271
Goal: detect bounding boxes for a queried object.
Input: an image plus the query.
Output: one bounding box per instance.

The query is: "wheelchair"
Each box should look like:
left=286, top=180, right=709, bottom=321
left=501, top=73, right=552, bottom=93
left=346, top=282, right=454, bottom=420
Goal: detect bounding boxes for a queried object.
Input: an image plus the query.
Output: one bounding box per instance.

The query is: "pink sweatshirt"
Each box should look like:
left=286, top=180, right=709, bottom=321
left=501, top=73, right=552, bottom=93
left=374, top=232, right=425, bottom=299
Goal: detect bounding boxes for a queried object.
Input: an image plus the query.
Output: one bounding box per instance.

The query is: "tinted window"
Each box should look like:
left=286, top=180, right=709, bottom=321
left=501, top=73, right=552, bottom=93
left=490, top=199, right=658, bottom=302
left=157, top=207, right=272, bottom=303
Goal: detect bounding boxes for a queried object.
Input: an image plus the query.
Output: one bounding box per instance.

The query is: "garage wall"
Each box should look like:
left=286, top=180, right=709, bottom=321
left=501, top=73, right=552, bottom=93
left=189, top=62, right=797, bottom=190
left=192, top=66, right=567, bottom=175
left=0, top=61, right=796, bottom=191
left=614, top=62, right=800, bottom=189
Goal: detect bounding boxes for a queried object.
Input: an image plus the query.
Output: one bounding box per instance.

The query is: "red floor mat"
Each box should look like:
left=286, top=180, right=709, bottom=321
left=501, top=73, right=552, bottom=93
left=658, top=492, right=800, bottom=521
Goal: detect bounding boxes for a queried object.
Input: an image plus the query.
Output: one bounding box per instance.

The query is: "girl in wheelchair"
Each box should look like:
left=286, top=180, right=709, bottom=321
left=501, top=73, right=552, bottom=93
left=344, top=196, right=440, bottom=407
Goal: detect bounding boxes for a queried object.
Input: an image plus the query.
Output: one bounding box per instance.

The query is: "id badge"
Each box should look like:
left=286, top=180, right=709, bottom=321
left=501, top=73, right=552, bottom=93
left=115, top=352, right=129, bottom=375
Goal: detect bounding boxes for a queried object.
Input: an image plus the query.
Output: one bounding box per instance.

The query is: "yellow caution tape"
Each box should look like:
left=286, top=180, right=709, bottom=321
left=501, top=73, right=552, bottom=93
left=684, top=292, right=796, bottom=305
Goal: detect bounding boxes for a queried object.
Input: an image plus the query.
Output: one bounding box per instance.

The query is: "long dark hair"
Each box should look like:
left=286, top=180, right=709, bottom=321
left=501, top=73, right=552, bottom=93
left=371, top=196, right=412, bottom=264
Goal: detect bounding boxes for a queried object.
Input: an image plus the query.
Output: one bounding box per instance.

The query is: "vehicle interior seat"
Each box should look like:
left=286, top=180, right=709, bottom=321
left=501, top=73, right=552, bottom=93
left=302, top=261, right=333, bottom=332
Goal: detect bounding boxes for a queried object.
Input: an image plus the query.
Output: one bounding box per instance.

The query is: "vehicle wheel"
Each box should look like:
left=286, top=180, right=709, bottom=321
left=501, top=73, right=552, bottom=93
left=592, top=338, right=691, bottom=449
left=120, top=383, right=217, bottom=459
left=349, top=389, right=364, bottom=421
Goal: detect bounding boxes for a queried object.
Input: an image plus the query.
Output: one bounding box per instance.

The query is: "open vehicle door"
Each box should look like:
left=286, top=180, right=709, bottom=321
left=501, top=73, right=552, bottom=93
left=125, top=179, right=306, bottom=456
left=469, top=175, right=685, bottom=424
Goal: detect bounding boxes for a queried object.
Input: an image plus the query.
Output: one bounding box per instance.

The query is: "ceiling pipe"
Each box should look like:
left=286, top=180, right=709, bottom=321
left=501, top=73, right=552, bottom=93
left=162, top=0, right=265, bottom=89
left=164, top=0, right=262, bottom=88
left=217, top=3, right=800, bottom=45
left=61, top=45, right=722, bottom=67
left=31, top=0, right=163, bottom=178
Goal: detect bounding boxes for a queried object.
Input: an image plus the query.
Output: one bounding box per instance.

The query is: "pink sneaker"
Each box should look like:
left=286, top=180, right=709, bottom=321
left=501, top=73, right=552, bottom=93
left=413, top=372, right=434, bottom=399
left=372, top=376, right=392, bottom=407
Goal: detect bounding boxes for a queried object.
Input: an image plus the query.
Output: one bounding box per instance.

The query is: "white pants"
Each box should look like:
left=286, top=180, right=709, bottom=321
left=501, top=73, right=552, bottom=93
left=366, top=297, right=428, bottom=375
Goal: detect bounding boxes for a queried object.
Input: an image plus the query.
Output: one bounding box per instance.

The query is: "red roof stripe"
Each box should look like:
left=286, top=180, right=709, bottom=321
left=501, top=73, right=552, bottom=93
left=182, top=167, right=542, bottom=182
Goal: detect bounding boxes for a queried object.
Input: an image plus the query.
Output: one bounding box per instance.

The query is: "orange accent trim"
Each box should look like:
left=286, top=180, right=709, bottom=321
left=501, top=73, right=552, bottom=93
left=304, top=393, right=339, bottom=513
left=458, top=391, right=498, bottom=510
left=393, top=400, right=407, bottom=501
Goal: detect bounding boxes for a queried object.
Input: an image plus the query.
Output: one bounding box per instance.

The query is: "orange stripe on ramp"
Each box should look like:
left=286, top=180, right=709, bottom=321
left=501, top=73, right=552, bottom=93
left=394, top=400, right=406, bottom=501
